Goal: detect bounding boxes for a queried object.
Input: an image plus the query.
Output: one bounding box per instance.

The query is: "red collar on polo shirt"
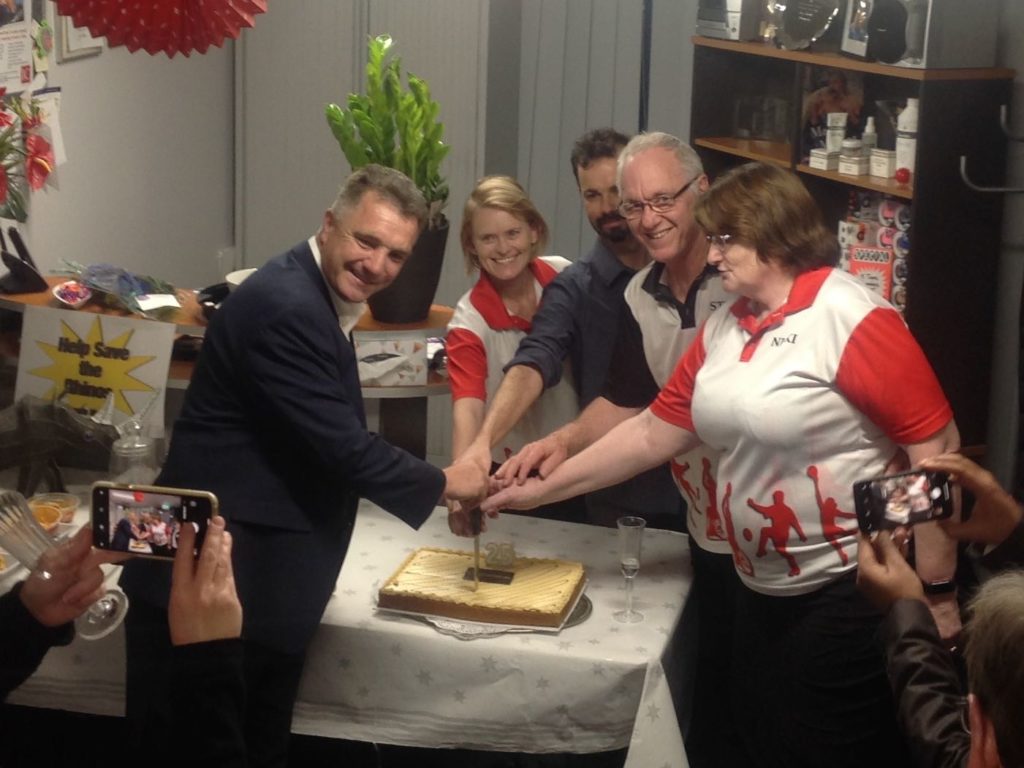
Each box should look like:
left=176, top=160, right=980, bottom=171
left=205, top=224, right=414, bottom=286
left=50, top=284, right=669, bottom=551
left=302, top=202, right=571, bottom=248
left=469, top=258, right=560, bottom=331
left=731, top=266, right=832, bottom=336
left=729, top=267, right=833, bottom=362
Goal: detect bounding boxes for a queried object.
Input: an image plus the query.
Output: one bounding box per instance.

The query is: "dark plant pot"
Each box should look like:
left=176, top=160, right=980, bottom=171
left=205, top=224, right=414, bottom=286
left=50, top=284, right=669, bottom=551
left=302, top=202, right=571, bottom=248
left=368, top=222, right=449, bottom=324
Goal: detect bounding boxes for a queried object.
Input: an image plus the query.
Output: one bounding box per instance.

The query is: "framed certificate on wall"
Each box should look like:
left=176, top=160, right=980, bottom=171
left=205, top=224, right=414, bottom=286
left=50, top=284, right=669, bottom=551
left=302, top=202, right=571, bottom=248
left=57, top=14, right=101, bottom=62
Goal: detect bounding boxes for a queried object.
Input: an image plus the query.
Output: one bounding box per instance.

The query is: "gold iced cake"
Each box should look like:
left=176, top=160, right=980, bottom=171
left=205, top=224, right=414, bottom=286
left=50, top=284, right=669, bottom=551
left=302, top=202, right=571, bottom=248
left=378, top=547, right=586, bottom=628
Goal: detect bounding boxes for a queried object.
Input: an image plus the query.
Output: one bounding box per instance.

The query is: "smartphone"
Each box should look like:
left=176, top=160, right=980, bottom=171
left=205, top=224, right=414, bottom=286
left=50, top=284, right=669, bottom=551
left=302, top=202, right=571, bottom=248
left=92, top=482, right=218, bottom=560
left=853, top=469, right=953, bottom=534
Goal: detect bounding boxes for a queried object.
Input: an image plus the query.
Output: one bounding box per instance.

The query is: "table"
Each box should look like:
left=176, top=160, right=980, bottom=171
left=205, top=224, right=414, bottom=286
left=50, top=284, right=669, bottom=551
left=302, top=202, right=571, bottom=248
left=0, top=278, right=452, bottom=457
left=5, top=500, right=694, bottom=766
left=0, top=274, right=207, bottom=336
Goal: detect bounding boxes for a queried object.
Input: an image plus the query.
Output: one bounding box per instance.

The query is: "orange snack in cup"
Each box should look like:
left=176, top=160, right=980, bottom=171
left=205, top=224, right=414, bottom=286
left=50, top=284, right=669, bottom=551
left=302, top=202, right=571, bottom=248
left=29, top=502, right=61, bottom=533
left=29, top=493, right=79, bottom=523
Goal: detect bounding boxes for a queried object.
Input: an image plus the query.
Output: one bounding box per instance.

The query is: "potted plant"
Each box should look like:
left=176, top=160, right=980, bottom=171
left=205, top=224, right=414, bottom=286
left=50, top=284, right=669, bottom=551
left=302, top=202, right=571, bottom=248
left=326, top=34, right=450, bottom=323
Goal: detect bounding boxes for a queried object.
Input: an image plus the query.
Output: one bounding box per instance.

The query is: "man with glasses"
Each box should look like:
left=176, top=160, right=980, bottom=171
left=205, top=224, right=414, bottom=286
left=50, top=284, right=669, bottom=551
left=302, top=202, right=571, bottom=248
left=494, top=132, right=736, bottom=768
left=453, top=128, right=684, bottom=529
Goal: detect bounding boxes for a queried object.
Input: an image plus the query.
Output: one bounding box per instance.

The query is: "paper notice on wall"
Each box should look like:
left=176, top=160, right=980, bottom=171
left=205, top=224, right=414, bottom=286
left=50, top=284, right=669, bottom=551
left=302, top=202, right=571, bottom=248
left=14, top=306, right=175, bottom=429
left=0, top=0, right=35, bottom=93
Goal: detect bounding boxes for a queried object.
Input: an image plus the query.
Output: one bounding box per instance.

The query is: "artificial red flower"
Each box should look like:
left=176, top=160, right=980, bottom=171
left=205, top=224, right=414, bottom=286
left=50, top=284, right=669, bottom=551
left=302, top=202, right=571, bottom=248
left=0, top=165, right=8, bottom=204
left=25, top=133, right=54, bottom=191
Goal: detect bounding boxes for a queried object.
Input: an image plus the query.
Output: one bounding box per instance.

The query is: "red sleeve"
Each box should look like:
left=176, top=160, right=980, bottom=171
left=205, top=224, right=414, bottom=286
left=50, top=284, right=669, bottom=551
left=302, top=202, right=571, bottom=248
left=836, top=307, right=953, bottom=444
left=650, top=322, right=708, bottom=432
left=446, top=327, right=488, bottom=401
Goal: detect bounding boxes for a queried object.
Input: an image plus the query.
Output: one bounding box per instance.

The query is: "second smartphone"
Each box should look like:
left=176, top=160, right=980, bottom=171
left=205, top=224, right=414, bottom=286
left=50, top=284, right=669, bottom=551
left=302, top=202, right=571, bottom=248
left=92, top=482, right=218, bottom=560
left=852, top=469, right=953, bottom=534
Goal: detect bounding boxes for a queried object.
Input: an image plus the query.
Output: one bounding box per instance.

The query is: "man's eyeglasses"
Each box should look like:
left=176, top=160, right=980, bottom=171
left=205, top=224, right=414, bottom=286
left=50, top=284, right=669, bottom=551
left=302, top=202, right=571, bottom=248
left=618, top=176, right=699, bottom=220
left=705, top=233, right=733, bottom=250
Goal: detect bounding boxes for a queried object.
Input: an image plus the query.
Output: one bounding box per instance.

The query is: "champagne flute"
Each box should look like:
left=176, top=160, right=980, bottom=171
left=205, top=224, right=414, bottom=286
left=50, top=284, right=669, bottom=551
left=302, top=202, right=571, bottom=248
left=614, top=516, right=645, bottom=623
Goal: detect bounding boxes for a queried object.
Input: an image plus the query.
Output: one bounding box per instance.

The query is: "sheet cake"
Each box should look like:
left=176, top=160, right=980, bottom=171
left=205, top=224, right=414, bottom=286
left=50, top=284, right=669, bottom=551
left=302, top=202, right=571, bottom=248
left=378, top=546, right=586, bottom=628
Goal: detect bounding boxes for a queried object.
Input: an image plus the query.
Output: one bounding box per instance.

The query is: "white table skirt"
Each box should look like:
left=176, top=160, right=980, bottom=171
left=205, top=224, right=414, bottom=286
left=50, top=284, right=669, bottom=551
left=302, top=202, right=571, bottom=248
left=7, top=500, right=693, bottom=767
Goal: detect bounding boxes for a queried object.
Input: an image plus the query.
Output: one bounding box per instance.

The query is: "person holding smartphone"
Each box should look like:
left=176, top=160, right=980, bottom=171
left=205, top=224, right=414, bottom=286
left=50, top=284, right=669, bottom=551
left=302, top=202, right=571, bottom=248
left=482, top=162, right=960, bottom=767
left=167, top=515, right=246, bottom=767
left=857, top=452, right=1024, bottom=768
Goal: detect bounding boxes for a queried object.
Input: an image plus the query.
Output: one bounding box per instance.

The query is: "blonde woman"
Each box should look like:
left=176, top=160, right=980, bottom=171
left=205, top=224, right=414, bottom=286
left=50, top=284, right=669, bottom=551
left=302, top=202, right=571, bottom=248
left=446, top=176, right=579, bottom=519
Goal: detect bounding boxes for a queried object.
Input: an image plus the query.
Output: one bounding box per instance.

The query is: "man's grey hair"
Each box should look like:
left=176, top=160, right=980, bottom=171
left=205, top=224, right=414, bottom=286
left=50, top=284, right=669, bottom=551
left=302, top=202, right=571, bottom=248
left=616, top=132, right=704, bottom=191
left=965, top=569, right=1024, bottom=768
left=330, top=164, right=428, bottom=231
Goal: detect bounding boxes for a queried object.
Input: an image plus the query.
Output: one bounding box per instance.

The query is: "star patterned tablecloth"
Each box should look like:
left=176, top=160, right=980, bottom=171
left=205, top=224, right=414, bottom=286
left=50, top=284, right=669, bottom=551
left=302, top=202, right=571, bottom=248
left=292, top=501, right=693, bottom=767
left=5, top=499, right=693, bottom=767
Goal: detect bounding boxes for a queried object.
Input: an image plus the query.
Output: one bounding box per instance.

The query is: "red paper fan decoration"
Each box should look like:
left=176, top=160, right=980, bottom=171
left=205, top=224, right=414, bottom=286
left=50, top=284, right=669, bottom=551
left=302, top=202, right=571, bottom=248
left=53, top=0, right=268, bottom=58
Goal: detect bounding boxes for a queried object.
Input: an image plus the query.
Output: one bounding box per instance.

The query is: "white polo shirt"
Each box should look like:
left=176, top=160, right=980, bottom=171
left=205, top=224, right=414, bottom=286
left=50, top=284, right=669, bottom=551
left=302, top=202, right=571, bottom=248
left=447, top=257, right=577, bottom=464
left=608, top=261, right=732, bottom=552
left=652, top=267, right=952, bottom=594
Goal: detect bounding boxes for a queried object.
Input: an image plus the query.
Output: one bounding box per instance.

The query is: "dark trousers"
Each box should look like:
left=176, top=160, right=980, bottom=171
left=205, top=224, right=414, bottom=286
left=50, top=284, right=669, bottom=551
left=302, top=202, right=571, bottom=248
left=683, top=541, right=742, bottom=768
left=125, top=601, right=305, bottom=768
left=730, top=573, right=910, bottom=768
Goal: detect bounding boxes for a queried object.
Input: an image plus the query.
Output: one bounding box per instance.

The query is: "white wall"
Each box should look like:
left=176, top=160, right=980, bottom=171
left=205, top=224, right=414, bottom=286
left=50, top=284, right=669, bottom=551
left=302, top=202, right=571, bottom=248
left=22, top=40, right=234, bottom=289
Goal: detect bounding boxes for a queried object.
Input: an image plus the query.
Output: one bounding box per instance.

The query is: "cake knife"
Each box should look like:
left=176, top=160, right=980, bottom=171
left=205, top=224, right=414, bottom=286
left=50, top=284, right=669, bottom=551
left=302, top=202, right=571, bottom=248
left=470, top=507, right=483, bottom=591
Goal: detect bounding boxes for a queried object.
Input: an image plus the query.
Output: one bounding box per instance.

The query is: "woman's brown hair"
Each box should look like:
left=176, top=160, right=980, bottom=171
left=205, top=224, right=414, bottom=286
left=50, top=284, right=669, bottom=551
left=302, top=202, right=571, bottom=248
left=693, top=162, right=838, bottom=273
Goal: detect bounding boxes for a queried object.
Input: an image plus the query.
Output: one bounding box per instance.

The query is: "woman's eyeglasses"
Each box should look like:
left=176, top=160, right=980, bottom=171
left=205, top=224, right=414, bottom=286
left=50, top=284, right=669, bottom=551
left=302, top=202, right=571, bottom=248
left=705, top=233, right=733, bottom=249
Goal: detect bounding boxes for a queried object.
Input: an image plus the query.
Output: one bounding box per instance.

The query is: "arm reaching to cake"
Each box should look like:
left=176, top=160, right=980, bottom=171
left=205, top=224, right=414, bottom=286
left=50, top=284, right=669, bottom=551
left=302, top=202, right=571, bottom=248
left=482, top=408, right=699, bottom=514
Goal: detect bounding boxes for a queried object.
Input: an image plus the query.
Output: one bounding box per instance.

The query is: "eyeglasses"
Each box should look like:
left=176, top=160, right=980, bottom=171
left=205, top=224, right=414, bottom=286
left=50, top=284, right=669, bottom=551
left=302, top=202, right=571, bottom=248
left=705, top=233, right=733, bottom=250
left=618, top=176, right=699, bottom=220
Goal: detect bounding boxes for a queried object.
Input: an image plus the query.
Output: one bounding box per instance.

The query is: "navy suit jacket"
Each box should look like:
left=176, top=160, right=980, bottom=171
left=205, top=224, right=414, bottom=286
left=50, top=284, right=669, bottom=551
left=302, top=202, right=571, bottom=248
left=121, top=242, right=445, bottom=653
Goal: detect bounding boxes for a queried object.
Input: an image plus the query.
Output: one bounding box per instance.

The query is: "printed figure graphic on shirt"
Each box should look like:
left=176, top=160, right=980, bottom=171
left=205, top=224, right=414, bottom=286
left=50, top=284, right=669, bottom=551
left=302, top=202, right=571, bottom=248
left=722, top=483, right=755, bottom=576
left=747, top=490, right=808, bottom=577
left=670, top=460, right=700, bottom=505
left=701, top=456, right=726, bottom=541
left=807, top=465, right=858, bottom=566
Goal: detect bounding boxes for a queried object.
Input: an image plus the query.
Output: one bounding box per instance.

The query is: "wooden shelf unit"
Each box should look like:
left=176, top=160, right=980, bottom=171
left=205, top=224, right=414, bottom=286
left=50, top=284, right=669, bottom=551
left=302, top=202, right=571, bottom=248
left=689, top=36, right=1015, bottom=446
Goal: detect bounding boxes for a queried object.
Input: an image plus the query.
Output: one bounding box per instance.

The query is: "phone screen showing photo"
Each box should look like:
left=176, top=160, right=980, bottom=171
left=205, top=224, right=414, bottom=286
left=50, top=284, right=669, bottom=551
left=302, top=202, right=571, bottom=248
left=853, top=470, right=952, bottom=533
left=92, top=486, right=213, bottom=559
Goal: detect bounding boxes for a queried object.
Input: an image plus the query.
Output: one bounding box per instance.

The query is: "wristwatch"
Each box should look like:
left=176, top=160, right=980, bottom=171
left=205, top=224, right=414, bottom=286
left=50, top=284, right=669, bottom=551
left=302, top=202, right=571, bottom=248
left=921, top=578, right=957, bottom=595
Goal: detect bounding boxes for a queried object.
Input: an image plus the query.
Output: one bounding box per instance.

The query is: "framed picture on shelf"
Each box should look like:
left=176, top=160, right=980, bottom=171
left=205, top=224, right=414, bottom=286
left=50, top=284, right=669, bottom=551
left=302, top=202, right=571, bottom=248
left=57, top=15, right=101, bottom=62
left=840, top=0, right=873, bottom=58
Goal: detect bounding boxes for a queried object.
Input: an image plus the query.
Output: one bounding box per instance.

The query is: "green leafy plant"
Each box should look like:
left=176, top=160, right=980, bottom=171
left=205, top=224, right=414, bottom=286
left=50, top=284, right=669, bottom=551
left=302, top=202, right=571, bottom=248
left=326, top=34, right=450, bottom=229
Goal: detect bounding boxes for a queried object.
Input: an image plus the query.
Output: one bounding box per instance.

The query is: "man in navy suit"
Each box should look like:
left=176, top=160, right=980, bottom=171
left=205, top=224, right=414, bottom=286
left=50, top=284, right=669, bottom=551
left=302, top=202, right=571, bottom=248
left=120, top=165, right=487, bottom=767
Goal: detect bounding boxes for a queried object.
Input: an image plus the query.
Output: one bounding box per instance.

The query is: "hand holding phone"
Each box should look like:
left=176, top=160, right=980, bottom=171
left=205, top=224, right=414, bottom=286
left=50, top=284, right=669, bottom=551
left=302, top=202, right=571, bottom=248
left=92, top=482, right=218, bottom=560
left=853, top=469, right=953, bottom=534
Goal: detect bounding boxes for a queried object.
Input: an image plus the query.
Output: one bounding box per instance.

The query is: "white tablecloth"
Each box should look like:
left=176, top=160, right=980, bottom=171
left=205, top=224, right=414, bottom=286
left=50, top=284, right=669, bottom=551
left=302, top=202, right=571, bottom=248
left=7, top=500, right=693, bottom=767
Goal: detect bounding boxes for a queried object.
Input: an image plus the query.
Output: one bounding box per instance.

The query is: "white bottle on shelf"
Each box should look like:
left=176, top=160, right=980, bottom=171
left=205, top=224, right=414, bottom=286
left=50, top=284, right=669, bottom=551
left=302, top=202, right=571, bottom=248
left=895, top=98, right=918, bottom=177
left=861, top=116, right=878, bottom=153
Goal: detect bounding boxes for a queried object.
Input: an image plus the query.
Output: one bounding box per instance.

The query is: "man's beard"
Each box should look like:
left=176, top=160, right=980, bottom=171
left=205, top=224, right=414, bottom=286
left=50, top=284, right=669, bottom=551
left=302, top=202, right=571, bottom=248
left=594, top=213, right=630, bottom=244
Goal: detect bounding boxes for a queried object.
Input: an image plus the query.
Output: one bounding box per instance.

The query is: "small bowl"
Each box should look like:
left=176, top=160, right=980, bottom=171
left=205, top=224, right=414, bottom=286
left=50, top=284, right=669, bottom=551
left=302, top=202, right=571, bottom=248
left=29, top=502, right=61, bottom=534
left=29, top=492, right=80, bottom=523
left=52, top=280, right=93, bottom=309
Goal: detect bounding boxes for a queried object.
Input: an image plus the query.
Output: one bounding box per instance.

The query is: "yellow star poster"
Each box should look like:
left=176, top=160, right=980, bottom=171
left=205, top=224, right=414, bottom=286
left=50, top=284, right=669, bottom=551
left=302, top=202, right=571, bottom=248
left=14, top=306, right=174, bottom=429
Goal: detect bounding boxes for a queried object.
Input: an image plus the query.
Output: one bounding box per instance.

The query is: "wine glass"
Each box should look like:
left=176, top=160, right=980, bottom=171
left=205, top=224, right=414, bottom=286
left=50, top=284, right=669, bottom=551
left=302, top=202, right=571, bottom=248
left=613, top=516, right=645, bottom=624
left=75, top=584, right=129, bottom=641
left=0, top=491, right=129, bottom=641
